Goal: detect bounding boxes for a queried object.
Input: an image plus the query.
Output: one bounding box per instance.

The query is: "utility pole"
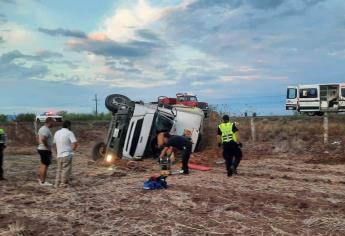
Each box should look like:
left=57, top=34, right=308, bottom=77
left=93, top=94, right=99, bottom=116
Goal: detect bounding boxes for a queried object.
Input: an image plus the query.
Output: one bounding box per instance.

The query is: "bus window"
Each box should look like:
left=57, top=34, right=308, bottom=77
left=287, top=88, right=297, bottom=99
left=342, top=88, right=345, bottom=98
left=299, top=88, right=318, bottom=98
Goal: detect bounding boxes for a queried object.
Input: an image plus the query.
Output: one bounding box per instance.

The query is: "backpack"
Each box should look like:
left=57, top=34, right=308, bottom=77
left=143, top=175, right=168, bottom=190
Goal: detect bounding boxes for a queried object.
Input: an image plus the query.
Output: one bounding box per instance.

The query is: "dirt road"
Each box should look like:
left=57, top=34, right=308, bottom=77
left=1, top=149, right=345, bottom=235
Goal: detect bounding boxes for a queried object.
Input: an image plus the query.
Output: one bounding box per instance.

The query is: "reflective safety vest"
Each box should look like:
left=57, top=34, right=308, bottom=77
left=218, top=122, right=237, bottom=143
left=0, top=128, right=5, bottom=144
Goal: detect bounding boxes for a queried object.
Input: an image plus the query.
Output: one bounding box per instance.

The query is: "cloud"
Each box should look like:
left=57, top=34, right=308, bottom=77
left=0, top=61, right=49, bottom=79
left=188, top=0, right=284, bottom=10
left=66, top=37, right=163, bottom=58
left=135, top=29, right=160, bottom=41
left=99, top=0, right=191, bottom=41
left=0, top=50, right=63, bottom=63
left=38, top=27, right=87, bottom=38
left=0, top=0, right=15, bottom=4
left=105, top=60, right=142, bottom=74
left=0, top=14, right=6, bottom=24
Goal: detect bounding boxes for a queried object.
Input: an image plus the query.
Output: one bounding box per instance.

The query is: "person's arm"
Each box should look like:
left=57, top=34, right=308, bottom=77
left=69, top=132, right=78, bottom=151
left=41, top=135, right=51, bottom=150
left=217, top=127, right=222, bottom=147
left=159, top=146, right=168, bottom=158
left=71, top=142, right=78, bottom=151
left=232, top=124, right=242, bottom=147
left=159, top=146, right=173, bottom=158
left=235, top=131, right=240, bottom=144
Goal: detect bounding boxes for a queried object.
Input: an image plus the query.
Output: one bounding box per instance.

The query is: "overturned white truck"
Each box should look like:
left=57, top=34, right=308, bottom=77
left=92, top=94, right=204, bottom=163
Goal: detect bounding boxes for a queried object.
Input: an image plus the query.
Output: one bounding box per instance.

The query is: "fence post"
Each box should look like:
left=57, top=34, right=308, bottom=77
left=250, top=116, right=256, bottom=142
left=323, top=114, right=328, bottom=145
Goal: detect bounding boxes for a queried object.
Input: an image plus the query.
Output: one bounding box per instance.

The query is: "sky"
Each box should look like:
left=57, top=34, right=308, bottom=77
left=1, top=0, right=345, bottom=115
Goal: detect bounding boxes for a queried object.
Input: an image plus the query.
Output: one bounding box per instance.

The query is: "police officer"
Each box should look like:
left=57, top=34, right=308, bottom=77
left=217, top=115, right=242, bottom=177
left=0, top=128, right=7, bottom=181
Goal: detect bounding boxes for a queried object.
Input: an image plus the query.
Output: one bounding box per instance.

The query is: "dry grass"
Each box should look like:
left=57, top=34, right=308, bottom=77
left=1, top=150, right=345, bottom=235
left=1, top=117, right=345, bottom=235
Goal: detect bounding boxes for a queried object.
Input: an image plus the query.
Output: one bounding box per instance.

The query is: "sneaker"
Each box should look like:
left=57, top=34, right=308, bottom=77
left=40, top=181, right=53, bottom=186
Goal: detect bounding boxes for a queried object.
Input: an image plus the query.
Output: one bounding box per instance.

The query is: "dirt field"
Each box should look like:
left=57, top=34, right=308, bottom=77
left=1, top=117, right=345, bottom=235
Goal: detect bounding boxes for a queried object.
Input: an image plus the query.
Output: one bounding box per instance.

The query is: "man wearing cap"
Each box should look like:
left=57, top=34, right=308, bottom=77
left=0, top=128, right=7, bottom=181
left=217, top=115, right=242, bottom=177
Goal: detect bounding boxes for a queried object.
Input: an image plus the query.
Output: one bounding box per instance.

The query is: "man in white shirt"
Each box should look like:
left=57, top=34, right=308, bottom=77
left=37, top=117, right=54, bottom=186
left=53, top=120, right=78, bottom=187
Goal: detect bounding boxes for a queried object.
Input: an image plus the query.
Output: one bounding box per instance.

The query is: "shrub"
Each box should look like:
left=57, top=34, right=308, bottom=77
left=63, top=112, right=111, bottom=121
left=0, top=114, right=7, bottom=123
left=16, top=113, right=36, bottom=122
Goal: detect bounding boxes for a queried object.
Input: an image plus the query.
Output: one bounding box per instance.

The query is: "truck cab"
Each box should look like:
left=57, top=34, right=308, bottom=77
left=176, top=93, right=198, bottom=107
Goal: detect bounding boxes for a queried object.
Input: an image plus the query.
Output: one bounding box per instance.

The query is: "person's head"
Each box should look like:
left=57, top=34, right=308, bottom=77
left=62, top=120, right=72, bottom=130
left=222, top=115, right=230, bottom=123
left=45, top=117, right=54, bottom=127
left=162, top=132, right=171, bottom=143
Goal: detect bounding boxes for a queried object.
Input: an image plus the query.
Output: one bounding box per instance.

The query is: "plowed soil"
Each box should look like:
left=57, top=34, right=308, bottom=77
left=1, top=118, right=345, bottom=235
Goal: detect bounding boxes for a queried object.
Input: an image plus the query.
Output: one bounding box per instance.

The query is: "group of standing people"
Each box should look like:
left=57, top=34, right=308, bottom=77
left=0, top=118, right=78, bottom=186
left=37, top=118, right=78, bottom=187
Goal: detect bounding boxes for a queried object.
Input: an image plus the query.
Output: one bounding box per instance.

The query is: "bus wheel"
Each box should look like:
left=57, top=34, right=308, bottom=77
left=316, top=112, right=324, bottom=116
left=306, top=112, right=316, bottom=116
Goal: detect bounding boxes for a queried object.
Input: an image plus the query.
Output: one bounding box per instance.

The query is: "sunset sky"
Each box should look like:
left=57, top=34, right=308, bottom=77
left=1, top=0, right=344, bottom=115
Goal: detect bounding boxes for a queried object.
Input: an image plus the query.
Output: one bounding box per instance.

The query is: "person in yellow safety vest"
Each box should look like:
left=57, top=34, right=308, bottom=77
left=217, top=115, right=242, bottom=177
left=0, top=128, right=7, bottom=181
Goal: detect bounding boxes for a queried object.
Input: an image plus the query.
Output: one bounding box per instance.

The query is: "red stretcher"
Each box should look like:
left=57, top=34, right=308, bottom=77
left=188, top=163, right=212, bottom=171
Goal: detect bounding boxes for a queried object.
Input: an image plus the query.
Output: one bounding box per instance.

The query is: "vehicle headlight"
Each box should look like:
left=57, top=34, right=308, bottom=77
left=106, top=154, right=113, bottom=162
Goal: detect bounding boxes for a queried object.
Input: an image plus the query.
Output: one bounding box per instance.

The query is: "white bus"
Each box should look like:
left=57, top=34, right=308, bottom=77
left=286, top=83, right=345, bottom=116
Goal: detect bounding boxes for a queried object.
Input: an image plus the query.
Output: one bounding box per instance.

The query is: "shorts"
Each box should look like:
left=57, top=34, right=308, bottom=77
left=37, top=150, right=52, bottom=166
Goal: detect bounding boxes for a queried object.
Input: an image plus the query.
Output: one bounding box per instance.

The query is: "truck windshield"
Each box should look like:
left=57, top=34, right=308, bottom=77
left=187, top=96, right=197, bottom=101
left=342, top=88, right=345, bottom=98
left=155, top=114, right=174, bottom=133
left=287, top=88, right=297, bottom=99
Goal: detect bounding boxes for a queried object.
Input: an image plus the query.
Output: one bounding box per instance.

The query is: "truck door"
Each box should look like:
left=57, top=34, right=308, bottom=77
left=298, top=86, right=320, bottom=114
left=122, top=113, right=155, bottom=160
left=286, top=86, right=298, bottom=110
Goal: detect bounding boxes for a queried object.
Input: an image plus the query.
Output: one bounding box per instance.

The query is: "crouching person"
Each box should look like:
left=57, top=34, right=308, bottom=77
left=54, top=121, right=78, bottom=187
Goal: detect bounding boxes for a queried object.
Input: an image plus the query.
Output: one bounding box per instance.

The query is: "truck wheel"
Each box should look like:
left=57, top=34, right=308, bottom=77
left=316, top=112, right=324, bottom=116
left=306, top=112, right=316, bottom=116
left=92, top=142, right=106, bottom=161
left=105, top=94, right=132, bottom=112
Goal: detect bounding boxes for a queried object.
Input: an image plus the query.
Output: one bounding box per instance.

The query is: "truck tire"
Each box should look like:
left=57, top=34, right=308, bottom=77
left=316, top=111, right=324, bottom=116
left=105, top=94, right=132, bottom=112
left=92, top=142, right=106, bottom=161
left=306, top=112, right=316, bottom=116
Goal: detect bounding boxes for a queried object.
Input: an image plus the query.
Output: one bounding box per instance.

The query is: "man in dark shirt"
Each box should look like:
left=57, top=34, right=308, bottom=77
left=160, top=133, right=193, bottom=174
left=217, top=115, right=242, bottom=176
